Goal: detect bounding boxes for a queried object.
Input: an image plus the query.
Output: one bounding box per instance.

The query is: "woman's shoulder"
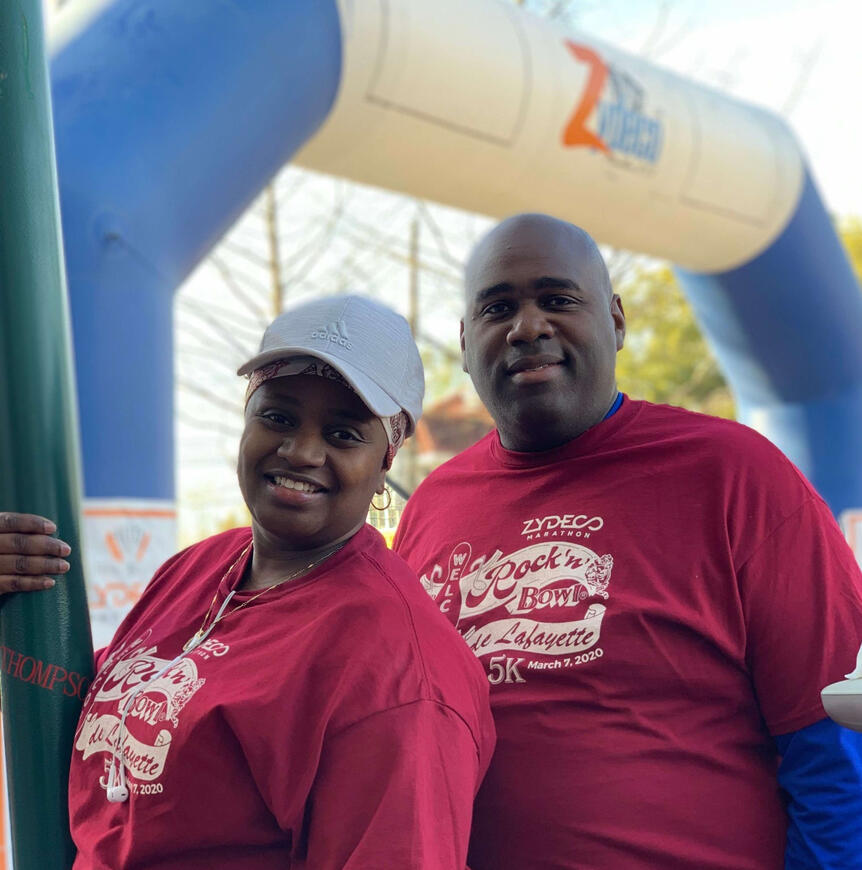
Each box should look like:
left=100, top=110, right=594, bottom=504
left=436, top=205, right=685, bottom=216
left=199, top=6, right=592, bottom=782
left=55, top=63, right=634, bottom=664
left=320, top=528, right=492, bottom=739
left=348, top=528, right=487, bottom=674
left=187, top=526, right=253, bottom=555
left=347, top=526, right=440, bottom=612
left=162, top=526, right=252, bottom=569
left=139, top=527, right=252, bottom=598
left=327, top=528, right=465, bottom=651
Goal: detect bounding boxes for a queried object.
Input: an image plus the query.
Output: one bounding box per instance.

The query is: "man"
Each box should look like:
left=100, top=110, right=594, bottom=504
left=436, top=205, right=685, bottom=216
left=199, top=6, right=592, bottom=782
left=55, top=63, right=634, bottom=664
left=5, top=213, right=862, bottom=868
left=392, top=213, right=862, bottom=869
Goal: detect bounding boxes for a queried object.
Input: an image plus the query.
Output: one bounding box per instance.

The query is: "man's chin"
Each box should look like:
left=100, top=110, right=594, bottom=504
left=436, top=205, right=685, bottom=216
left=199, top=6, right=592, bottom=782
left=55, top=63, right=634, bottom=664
left=498, top=394, right=611, bottom=451
left=499, top=405, right=571, bottom=448
left=506, top=388, right=576, bottom=418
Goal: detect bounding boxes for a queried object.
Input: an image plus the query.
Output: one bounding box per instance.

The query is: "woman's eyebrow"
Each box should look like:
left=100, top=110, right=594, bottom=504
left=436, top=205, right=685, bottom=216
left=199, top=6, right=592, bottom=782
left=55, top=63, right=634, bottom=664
left=330, top=408, right=376, bottom=425
left=254, top=393, right=300, bottom=409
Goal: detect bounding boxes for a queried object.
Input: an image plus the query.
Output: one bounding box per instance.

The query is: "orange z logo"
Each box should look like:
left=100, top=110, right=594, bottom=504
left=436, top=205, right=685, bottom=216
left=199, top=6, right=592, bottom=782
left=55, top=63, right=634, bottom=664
left=562, top=41, right=610, bottom=153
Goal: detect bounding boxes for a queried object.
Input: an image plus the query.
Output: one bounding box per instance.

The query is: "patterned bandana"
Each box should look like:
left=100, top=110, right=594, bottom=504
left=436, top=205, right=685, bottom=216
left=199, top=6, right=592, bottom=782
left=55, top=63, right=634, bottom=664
left=244, top=356, right=407, bottom=468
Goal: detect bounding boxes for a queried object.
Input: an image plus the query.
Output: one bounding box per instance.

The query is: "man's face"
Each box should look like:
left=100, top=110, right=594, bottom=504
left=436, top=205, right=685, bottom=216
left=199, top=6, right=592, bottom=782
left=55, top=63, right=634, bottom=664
left=461, top=216, right=625, bottom=451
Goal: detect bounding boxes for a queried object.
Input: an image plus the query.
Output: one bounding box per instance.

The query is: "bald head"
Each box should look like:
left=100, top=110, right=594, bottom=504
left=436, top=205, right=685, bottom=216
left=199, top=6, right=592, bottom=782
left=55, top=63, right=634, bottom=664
left=465, top=213, right=613, bottom=308
left=460, top=211, right=625, bottom=451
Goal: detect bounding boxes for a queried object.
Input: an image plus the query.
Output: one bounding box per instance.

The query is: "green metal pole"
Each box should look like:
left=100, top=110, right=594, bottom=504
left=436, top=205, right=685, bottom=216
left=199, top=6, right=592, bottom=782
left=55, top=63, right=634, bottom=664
left=0, top=2, right=95, bottom=868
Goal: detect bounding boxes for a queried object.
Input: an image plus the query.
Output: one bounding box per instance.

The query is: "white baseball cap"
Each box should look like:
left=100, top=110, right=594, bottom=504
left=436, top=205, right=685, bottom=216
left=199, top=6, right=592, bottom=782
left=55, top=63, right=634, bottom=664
left=237, top=295, right=425, bottom=432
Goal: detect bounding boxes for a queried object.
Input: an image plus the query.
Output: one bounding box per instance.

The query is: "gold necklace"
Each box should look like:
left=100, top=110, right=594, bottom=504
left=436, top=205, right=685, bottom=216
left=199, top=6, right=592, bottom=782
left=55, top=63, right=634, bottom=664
left=182, top=540, right=345, bottom=652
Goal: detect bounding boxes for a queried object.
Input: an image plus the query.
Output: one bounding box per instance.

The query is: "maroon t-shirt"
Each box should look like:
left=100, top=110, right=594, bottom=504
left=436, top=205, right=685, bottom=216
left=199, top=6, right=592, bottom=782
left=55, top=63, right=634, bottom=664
left=394, top=397, right=862, bottom=870
left=69, top=525, right=494, bottom=869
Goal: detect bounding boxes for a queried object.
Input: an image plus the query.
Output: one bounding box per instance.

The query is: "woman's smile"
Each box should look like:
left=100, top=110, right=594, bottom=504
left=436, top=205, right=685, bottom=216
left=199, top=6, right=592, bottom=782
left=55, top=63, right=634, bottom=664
left=267, top=472, right=327, bottom=494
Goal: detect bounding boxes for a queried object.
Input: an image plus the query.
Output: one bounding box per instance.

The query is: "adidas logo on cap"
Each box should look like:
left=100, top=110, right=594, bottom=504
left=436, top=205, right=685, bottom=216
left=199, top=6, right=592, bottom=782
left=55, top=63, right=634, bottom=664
left=311, top=320, right=352, bottom=349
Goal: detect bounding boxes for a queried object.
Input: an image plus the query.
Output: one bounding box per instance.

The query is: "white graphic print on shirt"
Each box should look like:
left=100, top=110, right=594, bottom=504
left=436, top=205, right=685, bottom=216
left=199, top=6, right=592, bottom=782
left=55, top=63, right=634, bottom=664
left=75, top=630, right=215, bottom=795
left=420, top=521, right=613, bottom=680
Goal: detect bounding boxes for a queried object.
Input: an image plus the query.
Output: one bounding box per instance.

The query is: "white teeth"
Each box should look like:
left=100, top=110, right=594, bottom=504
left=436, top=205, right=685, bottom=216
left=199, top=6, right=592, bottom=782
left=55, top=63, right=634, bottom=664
left=273, top=476, right=319, bottom=493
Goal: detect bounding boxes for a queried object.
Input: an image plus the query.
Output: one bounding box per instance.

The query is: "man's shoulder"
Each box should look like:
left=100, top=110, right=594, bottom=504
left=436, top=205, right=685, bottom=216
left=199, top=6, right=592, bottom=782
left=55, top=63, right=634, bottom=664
left=629, top=398, right=813, bottom=491
left=633, top=398, right=736, bottom=430
left=632, top=399, right=782, bottom=453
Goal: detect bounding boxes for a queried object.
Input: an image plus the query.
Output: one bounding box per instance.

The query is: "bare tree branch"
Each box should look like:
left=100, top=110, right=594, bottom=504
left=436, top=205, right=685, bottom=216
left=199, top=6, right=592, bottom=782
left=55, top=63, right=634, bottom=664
left=639, top=1, right=671, bottom=58
left=220, top=238, right=274, bottom=271
left=177, top=297, right=267, bottom=337
left=781, top=41, right=823, bottom=116
left=417, top=201, right=465, bottom=270
left=177, top=411, right=242, bottom=439
left=176, top=344, right=249, bottom=369
left=335, top=217, right=463, bottom=284
left=274, top=171, right=310, bottom=208
left=278, top=198, right=346, bottom=283
left=265, top=184, right=284, bottom=315
left=177, top=378, right=244, bottom=414
left=209, top=254, right=272, bottom=325
left=178, top=299, right=262, bottom=353
left=177, top=320, right=249, bottom=361
left=416, top=329, right=461, bottom=363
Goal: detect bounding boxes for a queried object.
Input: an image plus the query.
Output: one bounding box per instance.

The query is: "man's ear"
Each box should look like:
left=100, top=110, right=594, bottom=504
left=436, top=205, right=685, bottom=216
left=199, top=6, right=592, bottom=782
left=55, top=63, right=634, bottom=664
left=611, top=295, right=626, bottom=351
left=460, top=320, right=469, bottom=373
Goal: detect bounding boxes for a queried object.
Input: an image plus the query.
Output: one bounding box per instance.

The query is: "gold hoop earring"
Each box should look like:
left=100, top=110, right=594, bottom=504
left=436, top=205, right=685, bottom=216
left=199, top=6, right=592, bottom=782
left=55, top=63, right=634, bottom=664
left=371, top=487, right=392, bottom=511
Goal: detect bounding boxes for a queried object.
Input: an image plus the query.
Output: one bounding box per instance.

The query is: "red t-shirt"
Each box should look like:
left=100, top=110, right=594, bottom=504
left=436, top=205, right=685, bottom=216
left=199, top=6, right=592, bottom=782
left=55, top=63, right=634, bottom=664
left=393, top=397, right=862, bottom=870
left=69, top=524, right=494, bottom=869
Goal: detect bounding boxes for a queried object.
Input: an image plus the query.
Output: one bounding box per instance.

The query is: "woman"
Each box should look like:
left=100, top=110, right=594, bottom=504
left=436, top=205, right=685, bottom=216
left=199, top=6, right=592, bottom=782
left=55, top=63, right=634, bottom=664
left=0, top=294, right=495, bottom=869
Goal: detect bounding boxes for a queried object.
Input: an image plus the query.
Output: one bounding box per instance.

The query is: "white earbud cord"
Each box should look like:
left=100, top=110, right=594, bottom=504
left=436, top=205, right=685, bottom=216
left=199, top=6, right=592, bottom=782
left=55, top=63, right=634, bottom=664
left=102, top=590, right=238, bottom=803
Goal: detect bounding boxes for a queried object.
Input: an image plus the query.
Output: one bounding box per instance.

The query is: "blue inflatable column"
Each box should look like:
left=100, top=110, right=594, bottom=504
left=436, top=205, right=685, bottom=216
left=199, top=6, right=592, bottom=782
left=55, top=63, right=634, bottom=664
left=676, top=168, right=862, bottom=518
left=50, top=0, right=342, bottom=641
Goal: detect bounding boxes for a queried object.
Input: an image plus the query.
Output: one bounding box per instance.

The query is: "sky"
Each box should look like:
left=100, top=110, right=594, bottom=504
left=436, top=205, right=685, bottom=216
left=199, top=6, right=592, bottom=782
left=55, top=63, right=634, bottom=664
left=173, top=0, right=862, bottom=541
left=569, top=0, right=861, bottom=216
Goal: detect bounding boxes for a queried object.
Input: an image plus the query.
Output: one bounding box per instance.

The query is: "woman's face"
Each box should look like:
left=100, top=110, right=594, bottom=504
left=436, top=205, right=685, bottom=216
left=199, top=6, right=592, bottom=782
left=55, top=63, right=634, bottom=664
left=238, top=374, right=388, bottom=552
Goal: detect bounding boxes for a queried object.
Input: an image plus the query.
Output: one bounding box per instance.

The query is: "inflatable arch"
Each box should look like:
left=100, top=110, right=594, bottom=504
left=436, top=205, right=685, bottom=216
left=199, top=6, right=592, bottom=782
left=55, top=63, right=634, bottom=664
left=47, top=0, right=862, bottom=639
